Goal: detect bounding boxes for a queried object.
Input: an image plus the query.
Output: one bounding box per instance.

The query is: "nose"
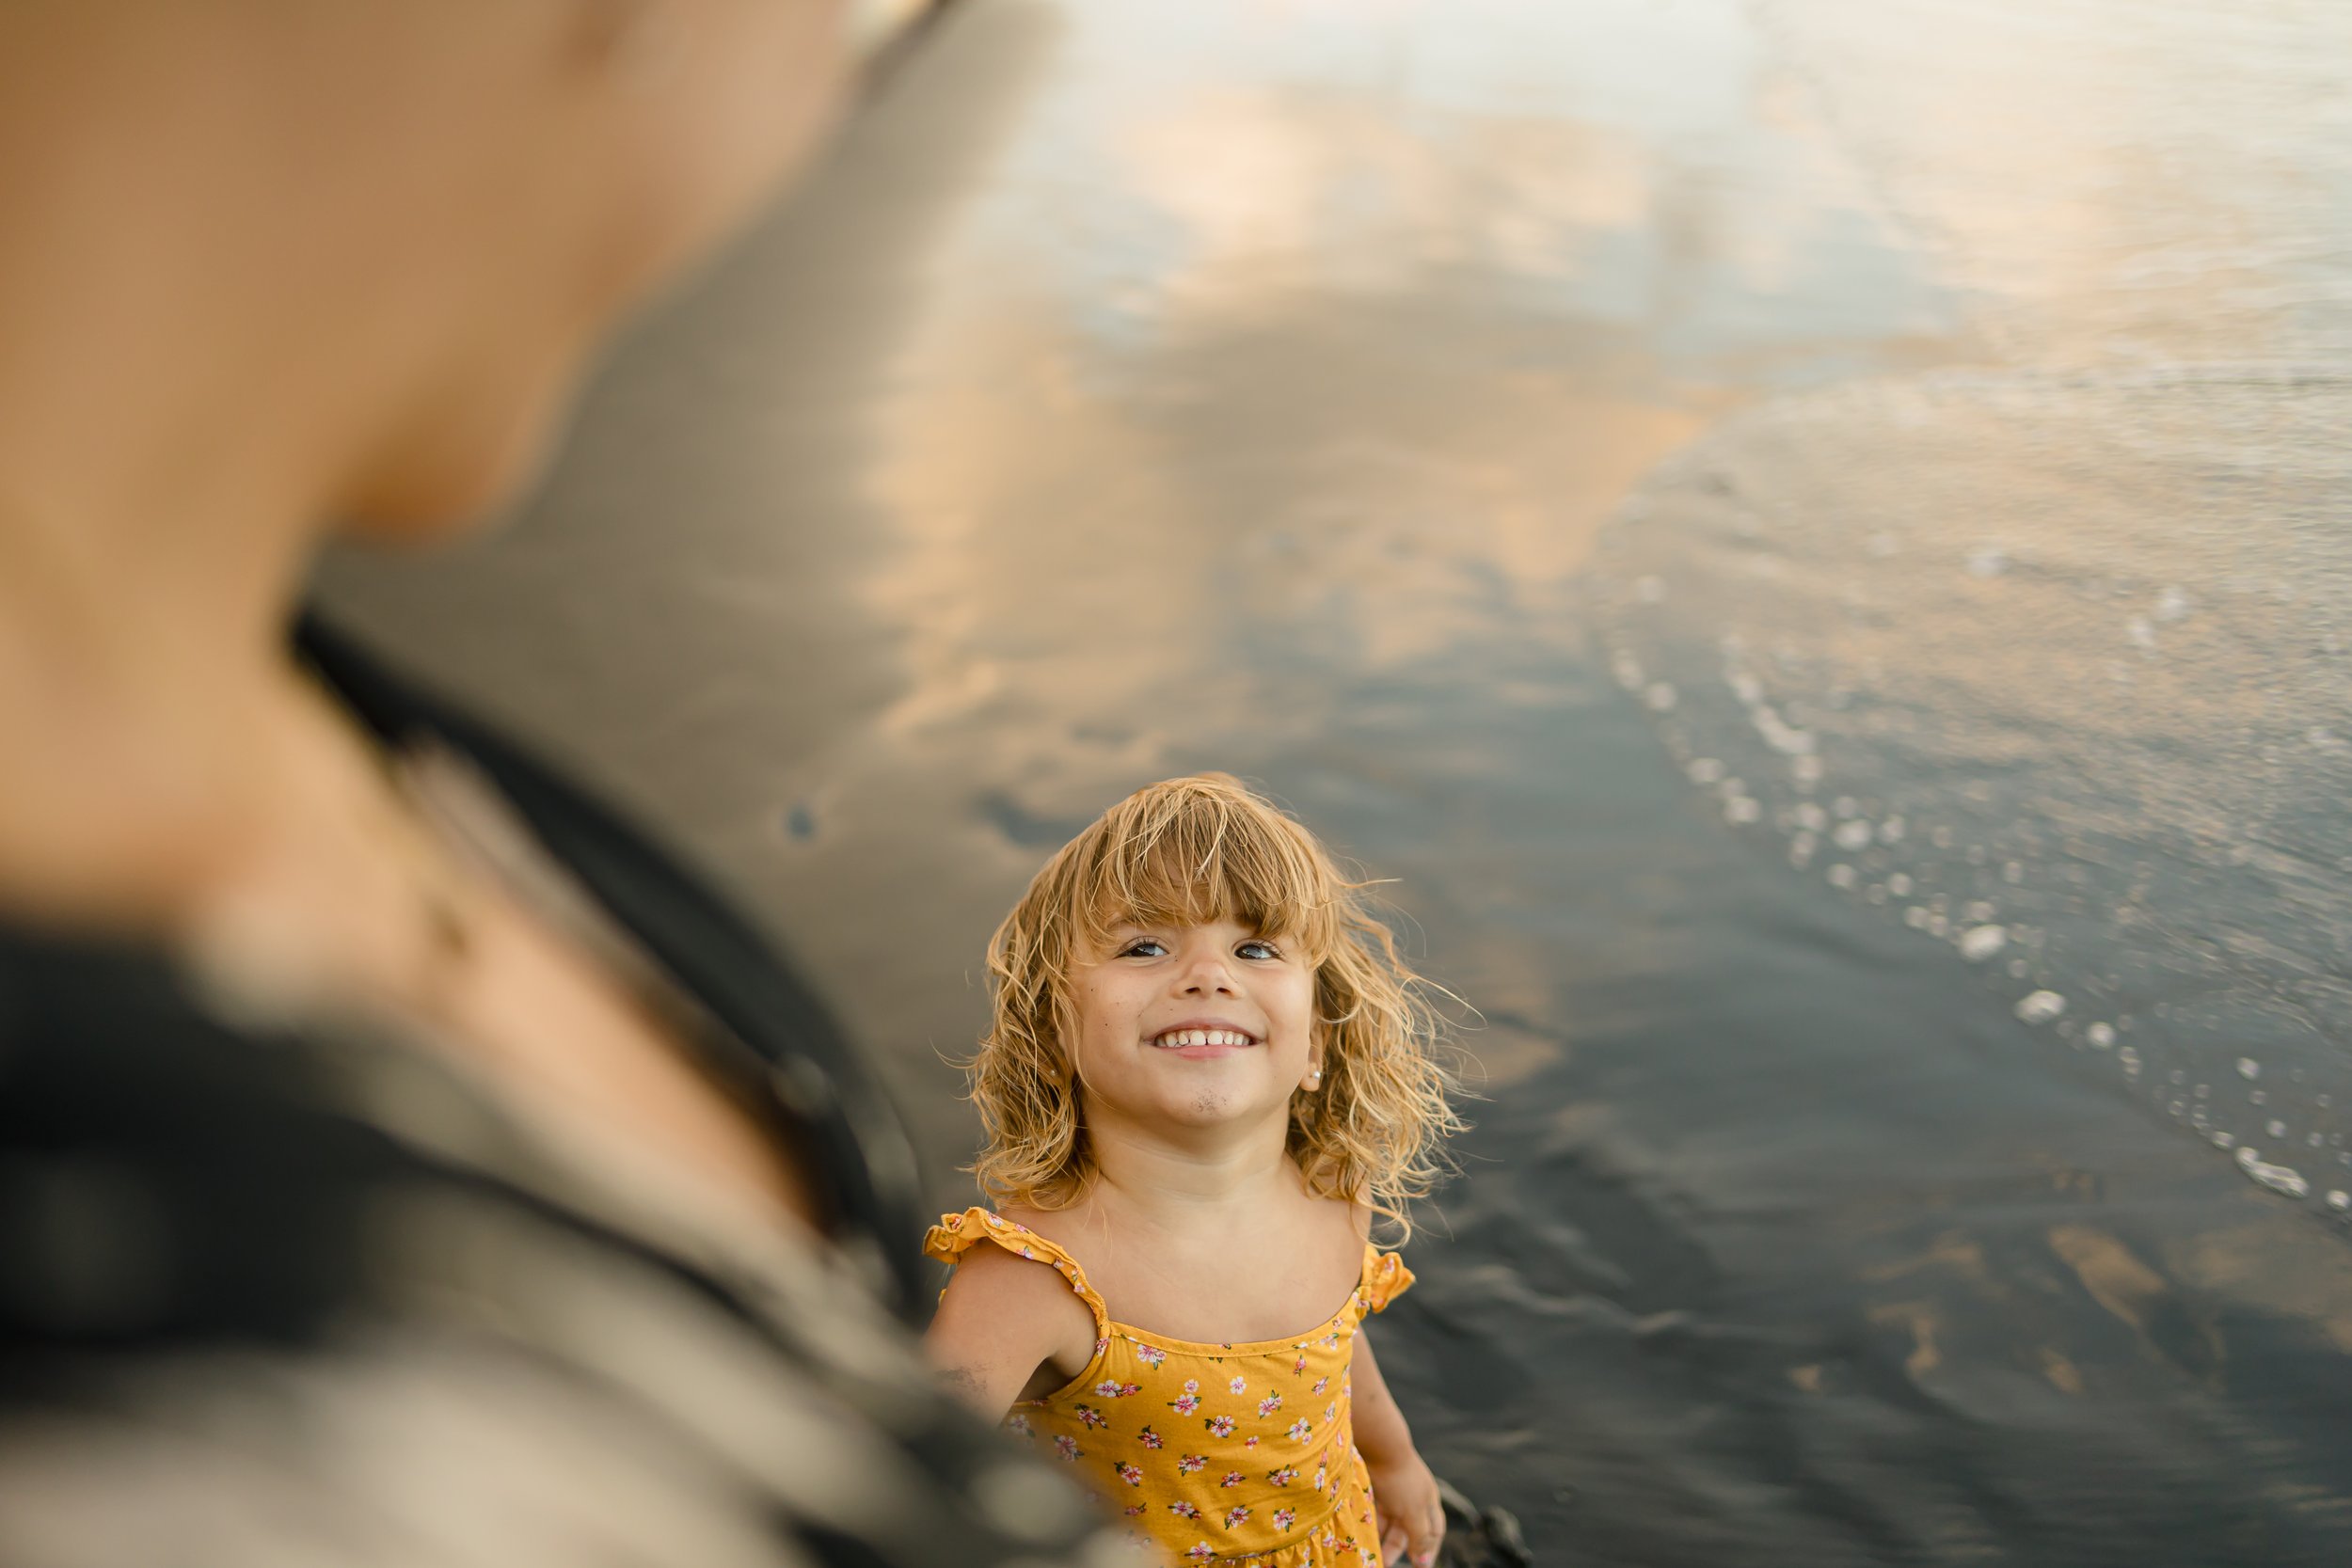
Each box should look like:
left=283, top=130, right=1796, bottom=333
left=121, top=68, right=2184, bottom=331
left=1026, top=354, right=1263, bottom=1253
left=1176, top=949, right=1239, bottom=996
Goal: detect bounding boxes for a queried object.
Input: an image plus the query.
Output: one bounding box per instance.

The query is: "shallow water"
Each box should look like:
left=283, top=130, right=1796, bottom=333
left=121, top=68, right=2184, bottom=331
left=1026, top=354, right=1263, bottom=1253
left=324, top=0, right=2352, bottom=1560
left=1595, top=367, right=2352, bottom=1214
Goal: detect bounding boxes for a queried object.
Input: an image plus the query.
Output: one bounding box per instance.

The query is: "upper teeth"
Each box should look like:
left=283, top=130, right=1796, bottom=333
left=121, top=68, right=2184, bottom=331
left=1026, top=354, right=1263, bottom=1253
left=1154, top=1029, right=1251, bottom=1048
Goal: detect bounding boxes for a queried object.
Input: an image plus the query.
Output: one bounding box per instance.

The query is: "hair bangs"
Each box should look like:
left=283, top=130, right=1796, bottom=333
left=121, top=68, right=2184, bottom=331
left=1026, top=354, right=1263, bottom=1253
left=1073, top=777, right=1341, bottom=958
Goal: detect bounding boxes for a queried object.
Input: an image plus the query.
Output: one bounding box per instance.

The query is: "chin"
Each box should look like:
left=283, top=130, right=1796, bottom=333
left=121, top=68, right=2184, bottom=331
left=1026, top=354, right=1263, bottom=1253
left=1158, top=1081, right=1283, bottom=1129
left=337, top=481, right=530, bottom=547
left=336, top=364, right=578, bottom=546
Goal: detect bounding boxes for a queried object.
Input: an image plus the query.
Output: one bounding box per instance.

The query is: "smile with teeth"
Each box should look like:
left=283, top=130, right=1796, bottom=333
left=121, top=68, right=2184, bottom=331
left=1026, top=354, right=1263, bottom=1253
left=1151, top=1028, right=1256, bottom=1049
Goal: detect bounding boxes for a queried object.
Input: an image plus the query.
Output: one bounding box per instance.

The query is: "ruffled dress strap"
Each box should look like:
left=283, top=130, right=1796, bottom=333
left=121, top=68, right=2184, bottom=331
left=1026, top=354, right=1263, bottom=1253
left=924, top=1208, right=1110, bottom=1332
left=1359, top=1244, right=1415, bottom=1316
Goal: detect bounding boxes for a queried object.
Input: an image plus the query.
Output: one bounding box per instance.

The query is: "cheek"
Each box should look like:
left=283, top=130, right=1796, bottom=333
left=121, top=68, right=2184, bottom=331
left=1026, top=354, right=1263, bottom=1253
left=1073, top=970, right=1141, bottom=1045
left=1279, top=969, right=1322, bottom=1034
left=1061, top=974, right=1119, bottom=1075
left=634, top=3, right=854, bottom=282
left=337, top=6, right=855, bottom=539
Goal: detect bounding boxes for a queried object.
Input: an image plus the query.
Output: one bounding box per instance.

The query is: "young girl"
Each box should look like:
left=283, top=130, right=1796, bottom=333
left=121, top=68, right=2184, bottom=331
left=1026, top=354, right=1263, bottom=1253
left=925, top=775, right=1462, bottom=1568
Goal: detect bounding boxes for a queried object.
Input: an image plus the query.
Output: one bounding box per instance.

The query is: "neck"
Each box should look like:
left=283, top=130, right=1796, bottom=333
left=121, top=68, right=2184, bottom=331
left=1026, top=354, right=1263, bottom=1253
left=0, top=350, right=335, bottom=929
left=1079, top=1099, right=1304, bottom=1230
left=0, top=506, right=310, bottom=932
left=0, top=445, right=316, bottom=680
left=0, top=22, right=356, bottom=680
left=0, top=14, right=388, bottom=930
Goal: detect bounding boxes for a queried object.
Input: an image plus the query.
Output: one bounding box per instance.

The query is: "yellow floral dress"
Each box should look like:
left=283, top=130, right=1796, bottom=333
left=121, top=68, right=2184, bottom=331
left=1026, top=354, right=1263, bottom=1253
left=925, top=1208, right=1414, bottom=1568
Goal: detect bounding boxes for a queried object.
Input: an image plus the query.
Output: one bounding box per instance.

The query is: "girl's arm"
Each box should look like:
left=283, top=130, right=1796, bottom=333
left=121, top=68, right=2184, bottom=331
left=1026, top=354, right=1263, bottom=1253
left=923, top=1242, right=1099, bottom=1420
left=1353, top=1327, right=1445, bottom=1567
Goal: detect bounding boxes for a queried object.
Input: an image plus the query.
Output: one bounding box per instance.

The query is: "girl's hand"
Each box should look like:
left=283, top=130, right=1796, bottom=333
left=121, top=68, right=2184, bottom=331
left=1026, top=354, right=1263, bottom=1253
left=1368, top=1449, right=1446, bottom=1567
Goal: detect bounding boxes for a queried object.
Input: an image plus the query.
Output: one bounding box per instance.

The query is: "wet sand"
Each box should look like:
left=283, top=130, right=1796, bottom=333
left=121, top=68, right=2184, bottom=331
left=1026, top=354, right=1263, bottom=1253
left=321, top=1, right=2352, bottom=1561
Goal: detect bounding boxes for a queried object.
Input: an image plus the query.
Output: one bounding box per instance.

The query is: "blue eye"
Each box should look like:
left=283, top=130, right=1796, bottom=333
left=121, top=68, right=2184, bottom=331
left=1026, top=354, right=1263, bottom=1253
left=1120, top=939, right=1168, bottom=958
left=1237, top=940, right=1281, bottom=961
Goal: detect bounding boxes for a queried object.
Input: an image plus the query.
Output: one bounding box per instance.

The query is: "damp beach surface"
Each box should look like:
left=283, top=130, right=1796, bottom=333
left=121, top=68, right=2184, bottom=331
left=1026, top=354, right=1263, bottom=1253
left=324, top=1, right=2352, bottom=1562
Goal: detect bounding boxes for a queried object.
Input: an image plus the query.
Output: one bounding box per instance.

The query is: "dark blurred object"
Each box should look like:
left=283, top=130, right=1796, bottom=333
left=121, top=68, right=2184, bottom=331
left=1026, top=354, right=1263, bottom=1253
left=0, top=622, right=1122, bottom=1567
left=1438, top=1477, right=1535, bottom=1568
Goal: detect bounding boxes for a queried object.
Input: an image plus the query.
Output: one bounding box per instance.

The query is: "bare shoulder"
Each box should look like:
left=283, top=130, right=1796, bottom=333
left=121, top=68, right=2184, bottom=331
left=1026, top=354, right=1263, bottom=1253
left=997, top=1199, right=1092, bottom=1250
left=931, top=1215, right=1095, bottom=1351
left=1335, top=1196, right=1378, bottom=1272
left=1298, top=1184, right=1372, bottom=1245
left=994, top=1198, right=1123, bottom=1284
left=925, top=1219, right=1101, bottom=1415
left=936, top=1230, right=1093, bottom=1329
left=1294, top=1190, right=1376, bottom=1304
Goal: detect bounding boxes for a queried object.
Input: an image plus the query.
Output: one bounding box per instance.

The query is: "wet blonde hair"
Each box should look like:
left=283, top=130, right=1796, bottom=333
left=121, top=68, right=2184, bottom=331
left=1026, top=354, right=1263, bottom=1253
left=966, top=774, right=1462, bottom=1237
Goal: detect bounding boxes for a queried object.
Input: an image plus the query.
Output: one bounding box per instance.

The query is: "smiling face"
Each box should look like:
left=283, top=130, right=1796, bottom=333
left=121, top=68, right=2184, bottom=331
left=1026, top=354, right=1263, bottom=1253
left=1069, top=916, right=1322, bottom=1137
left=969, top=774, right=1376, bottom=1205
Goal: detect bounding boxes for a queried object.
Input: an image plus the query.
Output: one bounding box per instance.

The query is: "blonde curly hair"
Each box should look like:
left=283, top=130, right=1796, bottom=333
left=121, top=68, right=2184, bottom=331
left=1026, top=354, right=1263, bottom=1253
left=964, top=774, right=1462, bottom=1237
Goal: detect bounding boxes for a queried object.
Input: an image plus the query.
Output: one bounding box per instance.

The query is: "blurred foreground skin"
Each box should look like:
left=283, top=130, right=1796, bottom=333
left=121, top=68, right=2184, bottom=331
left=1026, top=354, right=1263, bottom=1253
left=0, top=0, right=846, bottom=1214
left=0, top=2, right=1119, bottom=1564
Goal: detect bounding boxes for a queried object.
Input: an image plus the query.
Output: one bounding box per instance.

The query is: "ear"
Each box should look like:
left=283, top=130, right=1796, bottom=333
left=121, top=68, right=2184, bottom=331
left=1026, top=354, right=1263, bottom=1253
left=1299, top=1017, right=1329, bottom=1092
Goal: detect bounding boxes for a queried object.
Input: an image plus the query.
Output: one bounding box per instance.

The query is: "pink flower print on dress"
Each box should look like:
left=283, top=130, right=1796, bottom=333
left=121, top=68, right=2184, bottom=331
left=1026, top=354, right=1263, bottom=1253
left=1244, top=1435, right=1260, bottom=1449
left=1286, top=1418, right=1312, bottom=1444
left=1168, top=1500, right=1201, bottom=1521
left=1185, top=1546, right=1215, bottom=1563
left=1274, top=1508, right=1297, bottom=1530
left=1313, top=1463, right=1328, bottom=1493
left=1323, top=1402, right=1338, bottom=1424
left=1294, top=1354, right=1307, bottom=1374
left=1219, top=1471, right=1244, bottom=1489
left=1311, top=1376, right=1329, bottom=1395
left=1117, top=1463, right=1143, bottom=1487
left=1178, top=1454, right=1207, bottom=1476
left=1205, top=1415, right=1236, bottom=1438
left=1223, top=1506, right=1251, bottom=1529
left=1257, top=1393, right=1283, bottom=1418
left=1122, top=1505, right=1144, bottom=1517
left=1136, top=1343, right=1168, bottom=1370
left=1053, top=1435, right=1082, bottom=1461
left=1074, top=1404, right=1107, bottom=1430
left=1228, top=1376, right=1248, bottom=1395
left=1138, top=1426, right=1165, bottom=1450
left=1094, top=1380, right=1140, bottom=1399
left=1168, top=1379, right=1201, bottom=1416
left=1004, top=1414, right=1034, bottom=1440
left=1267, top=1466, right=1298, bottom=1486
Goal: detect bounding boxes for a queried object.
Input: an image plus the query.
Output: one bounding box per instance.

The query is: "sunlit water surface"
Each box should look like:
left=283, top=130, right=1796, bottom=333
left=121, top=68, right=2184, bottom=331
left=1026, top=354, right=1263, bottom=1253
left=324, top=1, right=2352, bottom=1561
